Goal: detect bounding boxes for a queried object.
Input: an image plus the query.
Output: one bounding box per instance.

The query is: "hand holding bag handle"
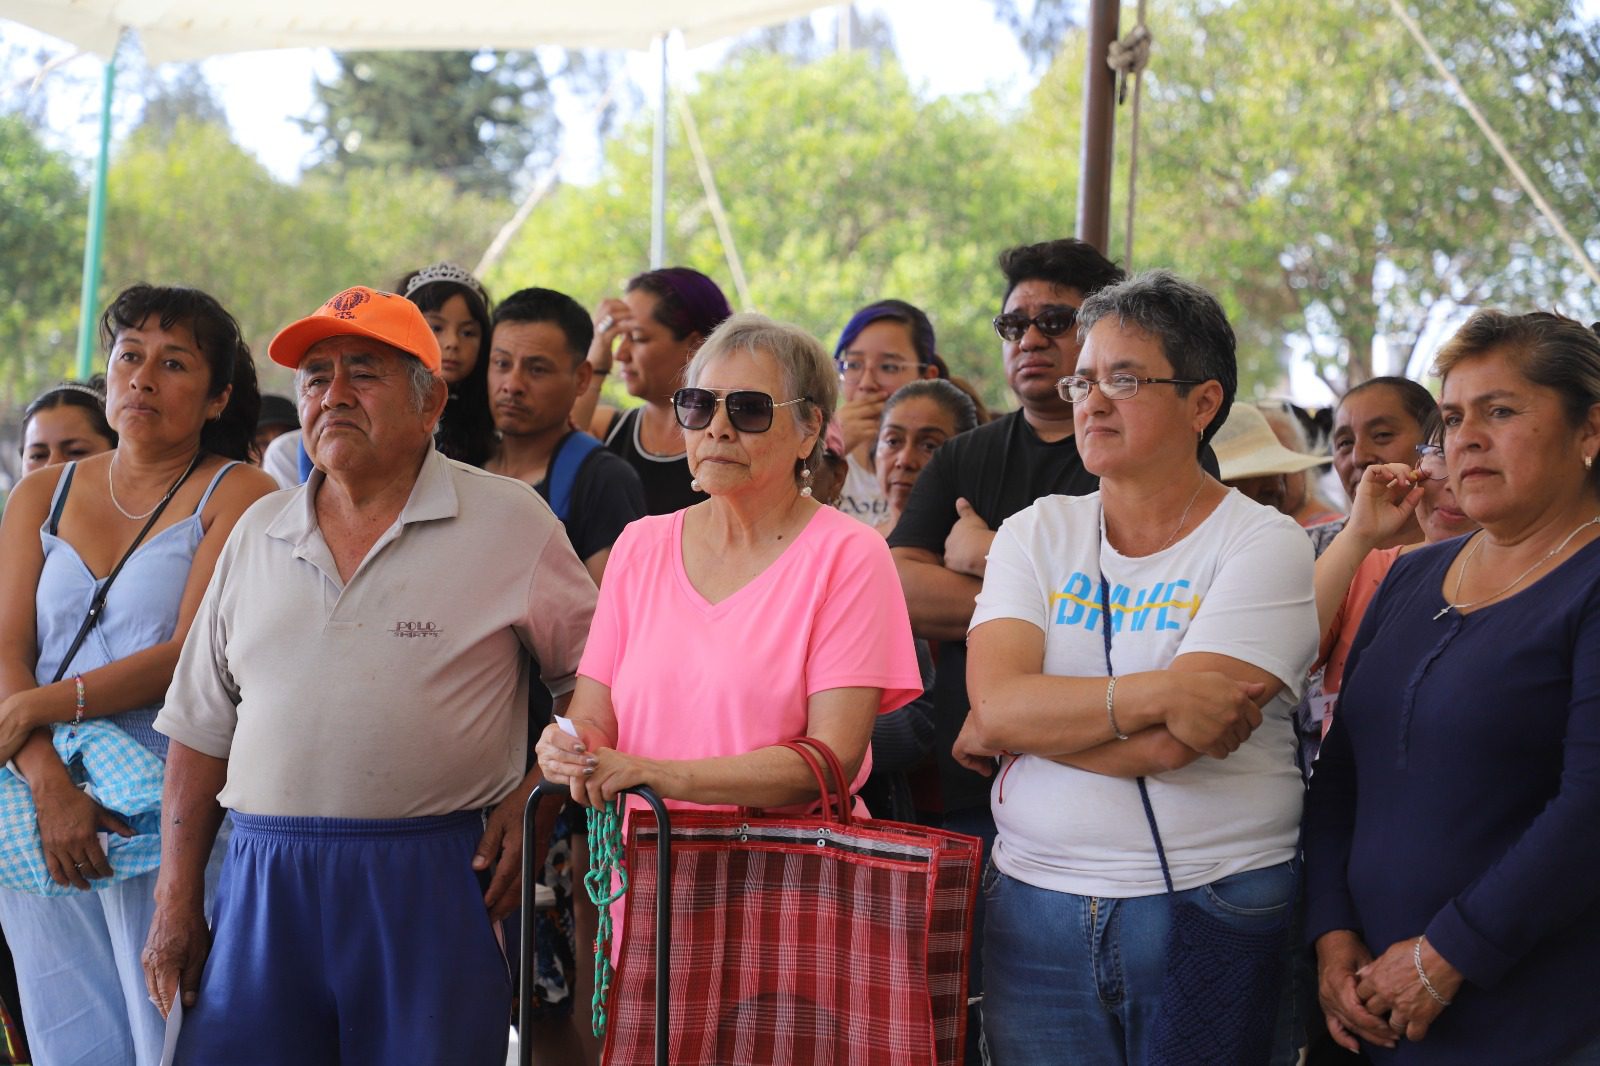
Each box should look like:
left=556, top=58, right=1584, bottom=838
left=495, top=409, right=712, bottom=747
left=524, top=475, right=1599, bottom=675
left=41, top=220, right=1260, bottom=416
left=519, top=780, right=672, bottom=1066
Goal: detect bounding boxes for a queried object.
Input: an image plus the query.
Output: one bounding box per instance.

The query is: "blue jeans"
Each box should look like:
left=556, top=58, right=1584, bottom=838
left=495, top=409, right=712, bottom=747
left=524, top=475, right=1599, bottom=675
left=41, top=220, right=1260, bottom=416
left=982, top=860, right=1300, bottom=1066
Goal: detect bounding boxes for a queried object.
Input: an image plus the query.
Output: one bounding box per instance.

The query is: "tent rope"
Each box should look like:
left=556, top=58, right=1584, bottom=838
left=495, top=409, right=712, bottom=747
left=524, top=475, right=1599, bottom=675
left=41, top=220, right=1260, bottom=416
left=474, top=72, right=622, bottom=279
left=676, top=94, right=755, bottom=310
left=1385, top=0, right=1600, bottom=290
left=1107, top=4, right=1152, bottom=270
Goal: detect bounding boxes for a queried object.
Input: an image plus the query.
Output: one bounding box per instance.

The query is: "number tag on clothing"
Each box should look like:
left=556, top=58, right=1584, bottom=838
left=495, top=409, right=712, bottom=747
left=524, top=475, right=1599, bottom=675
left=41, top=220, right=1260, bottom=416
left=1310, top=690, right=1338, bottom=729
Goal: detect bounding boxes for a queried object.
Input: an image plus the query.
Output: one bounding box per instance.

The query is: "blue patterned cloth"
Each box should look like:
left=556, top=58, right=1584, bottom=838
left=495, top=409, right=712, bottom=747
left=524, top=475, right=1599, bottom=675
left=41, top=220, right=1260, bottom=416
left=0, top=720, right=164, bottom=896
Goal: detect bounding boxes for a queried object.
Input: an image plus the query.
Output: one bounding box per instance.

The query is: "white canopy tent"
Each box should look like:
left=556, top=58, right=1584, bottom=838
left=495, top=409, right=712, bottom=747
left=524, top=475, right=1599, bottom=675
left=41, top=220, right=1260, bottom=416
left=0, top=0, right=841, bottom=371
left=0, top=0, right=834, bottom=59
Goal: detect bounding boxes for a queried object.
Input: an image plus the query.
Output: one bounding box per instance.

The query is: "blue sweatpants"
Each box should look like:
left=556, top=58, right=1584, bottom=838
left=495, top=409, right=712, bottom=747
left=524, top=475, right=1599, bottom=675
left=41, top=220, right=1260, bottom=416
left=177, top=812, right=510, bottom=1066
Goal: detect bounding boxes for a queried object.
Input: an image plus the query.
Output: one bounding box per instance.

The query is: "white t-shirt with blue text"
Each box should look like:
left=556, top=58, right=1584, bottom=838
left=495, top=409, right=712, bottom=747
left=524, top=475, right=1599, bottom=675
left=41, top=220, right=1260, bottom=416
left=972, top=488, right=1317, bottom=898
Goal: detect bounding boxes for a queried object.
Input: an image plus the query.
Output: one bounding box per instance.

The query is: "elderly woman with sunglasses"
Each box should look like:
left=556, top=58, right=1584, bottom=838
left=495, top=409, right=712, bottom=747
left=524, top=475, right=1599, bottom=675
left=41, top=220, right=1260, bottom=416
left=1306, top=312, right=1600, bottom=1064
left=954, top=270, right=1318, bottom=1065
left=536, top=311, right=921, bottom=832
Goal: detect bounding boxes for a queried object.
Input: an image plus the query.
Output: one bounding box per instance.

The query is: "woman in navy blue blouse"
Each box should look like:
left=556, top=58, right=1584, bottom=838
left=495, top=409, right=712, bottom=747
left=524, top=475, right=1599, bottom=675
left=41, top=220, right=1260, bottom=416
left=1306, top=310, right=1600, bottom=1065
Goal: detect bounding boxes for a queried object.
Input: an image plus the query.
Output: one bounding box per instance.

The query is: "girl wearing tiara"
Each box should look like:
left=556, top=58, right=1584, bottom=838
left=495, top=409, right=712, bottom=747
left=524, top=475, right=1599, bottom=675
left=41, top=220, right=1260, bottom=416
left=397, top=262, right=497, bottom=467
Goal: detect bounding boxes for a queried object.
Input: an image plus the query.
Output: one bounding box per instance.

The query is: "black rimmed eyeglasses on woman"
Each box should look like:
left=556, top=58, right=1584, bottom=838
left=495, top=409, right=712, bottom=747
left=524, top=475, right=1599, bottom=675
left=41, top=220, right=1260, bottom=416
left=672, top=388, right=811, bottom=434
left=1055, top=373, right=1206, bottom=404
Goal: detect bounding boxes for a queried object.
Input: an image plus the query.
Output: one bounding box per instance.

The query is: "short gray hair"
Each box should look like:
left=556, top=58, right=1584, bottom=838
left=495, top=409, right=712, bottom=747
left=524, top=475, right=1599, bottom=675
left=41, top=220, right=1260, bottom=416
left=294, top=345, right=442, bottom=413
left=685, top=312, right=836, bottom=483
left=1076, top=268, right=1238, bottom=450
left=402, top=356, right=443, bottom=412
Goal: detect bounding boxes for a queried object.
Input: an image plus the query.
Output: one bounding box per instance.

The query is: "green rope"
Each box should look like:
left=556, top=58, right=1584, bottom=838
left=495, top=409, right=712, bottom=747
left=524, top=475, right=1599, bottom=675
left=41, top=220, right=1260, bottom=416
left=585, top=800, right=628, bottom=1039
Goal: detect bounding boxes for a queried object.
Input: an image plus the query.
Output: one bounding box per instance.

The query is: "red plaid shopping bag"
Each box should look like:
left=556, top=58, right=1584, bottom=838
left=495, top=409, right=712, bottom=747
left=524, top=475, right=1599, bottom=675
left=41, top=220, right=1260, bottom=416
left=603, top=739, right=980, bottom=1066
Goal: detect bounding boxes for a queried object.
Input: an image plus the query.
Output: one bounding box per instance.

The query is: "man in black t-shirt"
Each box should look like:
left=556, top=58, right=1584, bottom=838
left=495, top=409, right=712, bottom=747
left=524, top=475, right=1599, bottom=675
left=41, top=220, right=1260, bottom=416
left=890, top=239, right=1123, bottom=815
left=487, top=287, right=646, bottom=584
left=887, top=240, right=1123, bottom=1062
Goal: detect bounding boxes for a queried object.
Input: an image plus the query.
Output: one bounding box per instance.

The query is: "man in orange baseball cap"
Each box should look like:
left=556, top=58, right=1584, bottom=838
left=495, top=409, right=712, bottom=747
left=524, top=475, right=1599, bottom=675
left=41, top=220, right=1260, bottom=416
left=147, top=284, right=596, bottom=1064
left=267, top=285, right=442, bottom=371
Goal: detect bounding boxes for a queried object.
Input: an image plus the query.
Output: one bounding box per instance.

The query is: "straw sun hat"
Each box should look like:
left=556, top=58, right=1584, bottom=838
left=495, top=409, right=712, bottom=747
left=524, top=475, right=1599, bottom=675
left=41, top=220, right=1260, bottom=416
left=1213, top=404, right=1329, bottom=482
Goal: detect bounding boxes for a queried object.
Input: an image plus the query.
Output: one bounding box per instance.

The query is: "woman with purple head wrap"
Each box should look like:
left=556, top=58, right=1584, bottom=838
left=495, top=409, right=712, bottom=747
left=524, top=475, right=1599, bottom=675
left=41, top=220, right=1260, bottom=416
left=574, top=267, right=733, bottom=514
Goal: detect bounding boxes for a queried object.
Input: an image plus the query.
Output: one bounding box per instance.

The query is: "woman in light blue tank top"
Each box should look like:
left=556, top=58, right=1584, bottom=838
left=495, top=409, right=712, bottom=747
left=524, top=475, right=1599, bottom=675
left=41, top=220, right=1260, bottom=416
left=0, top=286, right=276, bottom=1066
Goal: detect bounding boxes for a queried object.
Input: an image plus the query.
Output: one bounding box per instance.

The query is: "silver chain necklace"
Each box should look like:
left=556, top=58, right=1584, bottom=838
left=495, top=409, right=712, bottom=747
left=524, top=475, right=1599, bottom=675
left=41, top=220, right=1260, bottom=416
left=1156, top=478, right=1208, bottom=554
left=1434, top=515, right=1600, bottom=620
left=108, top=449, right=202, bottom=522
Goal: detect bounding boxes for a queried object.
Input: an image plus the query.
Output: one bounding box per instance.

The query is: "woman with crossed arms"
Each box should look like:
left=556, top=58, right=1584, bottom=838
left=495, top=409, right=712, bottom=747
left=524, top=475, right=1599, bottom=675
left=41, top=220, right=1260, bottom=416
left=956, top=270, right=1317, bottom=1064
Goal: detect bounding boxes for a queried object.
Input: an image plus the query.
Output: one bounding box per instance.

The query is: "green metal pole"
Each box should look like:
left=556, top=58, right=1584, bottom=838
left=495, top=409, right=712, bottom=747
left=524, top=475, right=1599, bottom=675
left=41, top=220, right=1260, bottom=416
left=74, top=48, right=118, bottom=379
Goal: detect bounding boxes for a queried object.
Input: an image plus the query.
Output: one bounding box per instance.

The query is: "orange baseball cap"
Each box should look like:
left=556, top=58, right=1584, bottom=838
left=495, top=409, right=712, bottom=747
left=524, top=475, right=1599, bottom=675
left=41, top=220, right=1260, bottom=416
left=268, top=286, right=442, bottom=372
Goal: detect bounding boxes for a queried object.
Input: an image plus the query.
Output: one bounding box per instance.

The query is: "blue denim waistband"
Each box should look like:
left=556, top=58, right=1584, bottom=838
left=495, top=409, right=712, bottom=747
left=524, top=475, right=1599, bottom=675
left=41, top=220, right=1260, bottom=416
left=229, top=810, right=482, bottom=842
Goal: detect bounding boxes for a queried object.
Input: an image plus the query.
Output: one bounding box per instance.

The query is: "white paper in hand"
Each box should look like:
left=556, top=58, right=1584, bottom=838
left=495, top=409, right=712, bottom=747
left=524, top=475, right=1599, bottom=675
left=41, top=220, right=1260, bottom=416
left=555, top=715, right=580, bottom=739
left=158, top=996, right=183, bottom=1066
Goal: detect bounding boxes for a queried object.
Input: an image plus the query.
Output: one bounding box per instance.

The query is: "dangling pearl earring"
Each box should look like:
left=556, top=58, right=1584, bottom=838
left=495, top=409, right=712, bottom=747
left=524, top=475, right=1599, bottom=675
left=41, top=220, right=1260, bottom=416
left=691, top=478, right=703, bottom=492
left=799, top=465, right=814, bottom=499
left=1587, top=455, right=1594, bottom=470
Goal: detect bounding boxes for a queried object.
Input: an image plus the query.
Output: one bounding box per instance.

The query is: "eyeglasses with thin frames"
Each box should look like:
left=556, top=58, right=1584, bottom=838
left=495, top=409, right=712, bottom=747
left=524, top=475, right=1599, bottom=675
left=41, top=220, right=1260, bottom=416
left=1414, top=443, right=1448, bottom=481
left=672, top=388, right=810, bottom=434
left=1056, top=373, right=1206, bottom=404
left=836, top=357, right=919, bottom=381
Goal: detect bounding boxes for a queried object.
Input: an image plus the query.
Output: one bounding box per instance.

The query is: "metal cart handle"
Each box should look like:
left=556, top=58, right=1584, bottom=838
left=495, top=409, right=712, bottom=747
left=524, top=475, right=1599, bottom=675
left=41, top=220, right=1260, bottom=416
left=519, top=781, right=672, bottom=1066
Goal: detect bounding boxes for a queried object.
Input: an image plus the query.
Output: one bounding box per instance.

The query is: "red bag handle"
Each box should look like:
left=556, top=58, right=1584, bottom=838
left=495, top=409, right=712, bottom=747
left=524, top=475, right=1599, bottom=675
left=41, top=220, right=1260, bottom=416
left=782, top=737, right=854, bottom=828
left=771, top=739, right=838, bottom=823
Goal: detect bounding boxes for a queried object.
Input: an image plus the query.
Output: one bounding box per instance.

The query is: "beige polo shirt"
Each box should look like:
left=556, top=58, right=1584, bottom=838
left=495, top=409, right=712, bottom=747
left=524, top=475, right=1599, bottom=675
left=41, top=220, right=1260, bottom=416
left=156, top=446, right=596, bottom=819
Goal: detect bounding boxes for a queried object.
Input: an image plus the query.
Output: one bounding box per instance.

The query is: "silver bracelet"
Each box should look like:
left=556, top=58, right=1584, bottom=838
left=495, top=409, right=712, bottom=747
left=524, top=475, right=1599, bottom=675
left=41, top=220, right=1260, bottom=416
left=1413, top=936, right=1451, bottom=1006
left=1106, top=677, right=1129, bottom=740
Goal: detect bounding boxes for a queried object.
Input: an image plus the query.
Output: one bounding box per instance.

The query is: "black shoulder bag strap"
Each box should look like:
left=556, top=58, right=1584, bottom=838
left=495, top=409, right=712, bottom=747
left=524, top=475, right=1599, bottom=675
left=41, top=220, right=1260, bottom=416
left=49, top=451, right=204, bottom=686
left=1098, top=572, right=1177, bottom=893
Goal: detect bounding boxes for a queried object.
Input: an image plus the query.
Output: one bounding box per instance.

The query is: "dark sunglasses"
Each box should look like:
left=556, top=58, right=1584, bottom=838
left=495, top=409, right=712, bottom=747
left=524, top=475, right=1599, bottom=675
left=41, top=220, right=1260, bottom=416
left=672, top=388, right=810, bottom=433
left=992, top=306, right=1078, bottom=343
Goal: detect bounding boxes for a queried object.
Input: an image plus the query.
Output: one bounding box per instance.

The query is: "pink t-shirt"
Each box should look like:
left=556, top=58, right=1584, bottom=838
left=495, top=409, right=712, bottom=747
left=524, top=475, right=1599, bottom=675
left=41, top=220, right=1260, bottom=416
left=579, top=504, right=923, bottom=811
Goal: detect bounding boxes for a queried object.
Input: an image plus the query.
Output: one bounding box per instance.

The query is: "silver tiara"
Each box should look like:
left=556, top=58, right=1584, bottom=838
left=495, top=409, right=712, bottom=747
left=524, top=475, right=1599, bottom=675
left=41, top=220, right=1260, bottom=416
left=48, top=381, right=106, bottom=404
left=404, top=262, right=487, bottom=305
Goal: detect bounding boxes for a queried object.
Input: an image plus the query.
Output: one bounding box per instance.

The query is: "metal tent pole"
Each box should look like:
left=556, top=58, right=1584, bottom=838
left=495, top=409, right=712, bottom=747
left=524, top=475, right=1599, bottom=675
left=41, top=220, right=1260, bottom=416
left=1076, top=0, right=1120, bottom=255
left=649, top=33, right=669, bottom=269
left=75, top=45, right=118, bottom=378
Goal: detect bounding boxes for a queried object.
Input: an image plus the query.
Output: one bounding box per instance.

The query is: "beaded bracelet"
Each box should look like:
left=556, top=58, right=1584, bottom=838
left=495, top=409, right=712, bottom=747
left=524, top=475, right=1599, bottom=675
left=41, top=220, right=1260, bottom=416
left=69, top=675, right=86, bottom=740
left=1106, top=677, right=1129, bottom=740
left=1414, top=936, right=1451, bottom=1006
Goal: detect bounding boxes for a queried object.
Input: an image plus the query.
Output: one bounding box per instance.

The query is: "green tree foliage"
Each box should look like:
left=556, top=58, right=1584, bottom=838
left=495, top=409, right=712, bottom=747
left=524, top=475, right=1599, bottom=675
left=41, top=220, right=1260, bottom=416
left=490, top=53, right=1035, bottom=406
left=302, top=50, right=558, bottom=199
left=100, top=118, right=501, bottom=393
left=0, top=115, right=86, bottom=410
left=1020, top=0, right=1600, bottom=392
